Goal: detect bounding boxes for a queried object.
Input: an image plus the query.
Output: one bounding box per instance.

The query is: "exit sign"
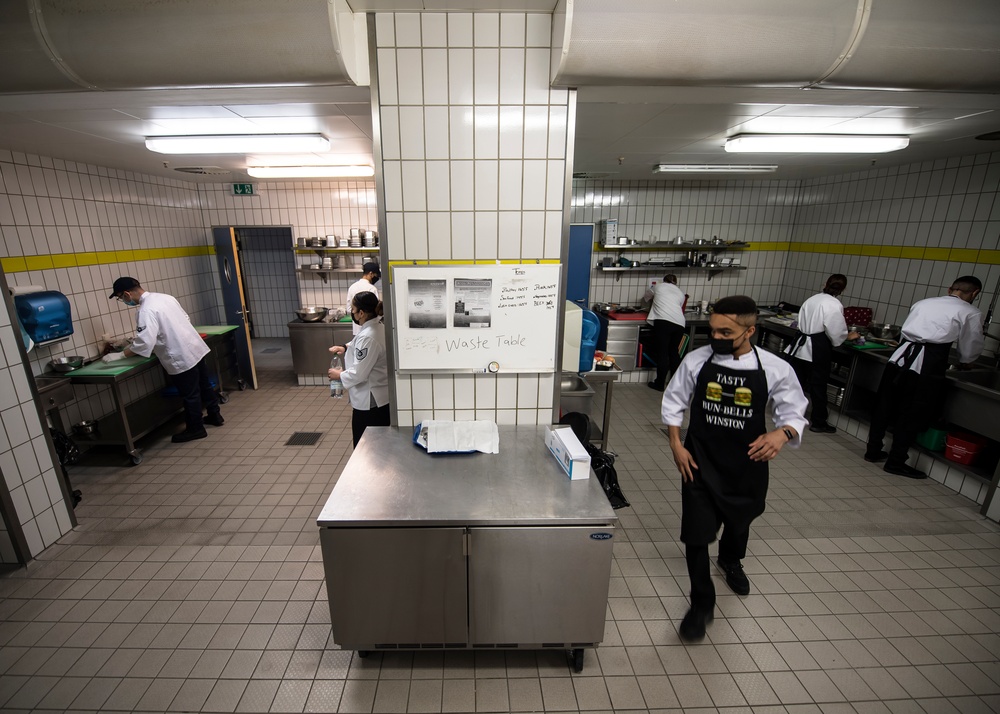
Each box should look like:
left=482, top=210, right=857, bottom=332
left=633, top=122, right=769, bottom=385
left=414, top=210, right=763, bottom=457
left=232, top=183, right=255, bottom=196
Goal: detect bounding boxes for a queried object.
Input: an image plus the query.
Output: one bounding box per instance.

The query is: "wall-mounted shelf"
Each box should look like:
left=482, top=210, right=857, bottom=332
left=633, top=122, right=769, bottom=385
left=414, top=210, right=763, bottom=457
left=598, top=265, right=747, bottom=282
left=598, top=242, right=749, bottom=251
left=294, top=247, right=374, bottom=255
left=295, top=267, right=362, bottom=284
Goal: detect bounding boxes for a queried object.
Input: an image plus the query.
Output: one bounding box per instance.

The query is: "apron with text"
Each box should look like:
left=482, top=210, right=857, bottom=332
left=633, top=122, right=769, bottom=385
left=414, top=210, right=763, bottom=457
left=682, top=347, right=770, bottom=542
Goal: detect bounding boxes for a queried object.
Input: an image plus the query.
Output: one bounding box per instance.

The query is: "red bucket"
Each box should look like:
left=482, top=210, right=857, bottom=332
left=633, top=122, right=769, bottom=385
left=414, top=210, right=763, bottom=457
left=944, top=432, right=986, bottom=466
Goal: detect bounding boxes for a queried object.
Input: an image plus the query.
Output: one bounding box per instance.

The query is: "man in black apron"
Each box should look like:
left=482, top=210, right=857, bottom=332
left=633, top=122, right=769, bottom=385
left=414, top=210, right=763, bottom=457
left=784, top=274, right=859, bottom=433
left=662, top=296, right=808, bottom=641
left=866, top=276, right=985, bottom=478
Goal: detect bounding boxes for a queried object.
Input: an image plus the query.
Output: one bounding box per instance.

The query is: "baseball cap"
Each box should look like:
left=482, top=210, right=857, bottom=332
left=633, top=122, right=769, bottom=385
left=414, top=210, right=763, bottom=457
left=109, top=277, right=140, bottom=299
left=363, top=262, right=380, bottom=278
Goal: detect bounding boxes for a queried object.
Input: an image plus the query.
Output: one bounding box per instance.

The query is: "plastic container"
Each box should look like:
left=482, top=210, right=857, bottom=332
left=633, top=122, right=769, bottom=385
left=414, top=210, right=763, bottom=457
left=579, top=310, right=600, bottom=372
left=329, top=353, right=344, bottom=398
left=916, top=427, right=948, bottom=452
left=944, top=432, right=986, bottom=465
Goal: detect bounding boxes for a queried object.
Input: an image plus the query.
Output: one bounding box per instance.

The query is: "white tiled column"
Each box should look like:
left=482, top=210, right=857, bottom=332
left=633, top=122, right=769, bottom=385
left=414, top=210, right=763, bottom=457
left=374, top=12, right=569, bottom=426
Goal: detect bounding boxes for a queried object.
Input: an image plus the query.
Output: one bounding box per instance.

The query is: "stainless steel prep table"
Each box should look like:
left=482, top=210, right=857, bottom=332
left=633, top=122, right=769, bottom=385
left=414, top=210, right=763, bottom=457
left=317, top=426, right=618, bottom=671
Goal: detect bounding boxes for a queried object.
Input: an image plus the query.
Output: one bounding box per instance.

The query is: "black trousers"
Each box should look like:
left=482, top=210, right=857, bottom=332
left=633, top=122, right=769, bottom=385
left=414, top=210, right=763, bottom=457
left=686, top=528, right=750, bottom=611
left=867, top=365, right=945, bottom=465
left=169, top=356, right=219, bottom=432
left=650, top=320, right=685, bottom=388
left=792, top=356, right=831, bottom=426
left=352, top=403, right=391, bottom=447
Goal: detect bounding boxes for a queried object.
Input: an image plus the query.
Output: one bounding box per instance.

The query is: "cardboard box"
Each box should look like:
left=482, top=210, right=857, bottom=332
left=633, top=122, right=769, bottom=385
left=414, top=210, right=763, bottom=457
left=545, top=426, right=591, bottom=480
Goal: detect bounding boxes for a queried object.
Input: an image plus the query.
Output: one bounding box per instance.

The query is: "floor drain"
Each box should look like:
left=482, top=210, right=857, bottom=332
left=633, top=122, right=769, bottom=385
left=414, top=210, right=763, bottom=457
left=286, top=432, right=322, bottom=446
left=261, top=348, right=282, bottom=354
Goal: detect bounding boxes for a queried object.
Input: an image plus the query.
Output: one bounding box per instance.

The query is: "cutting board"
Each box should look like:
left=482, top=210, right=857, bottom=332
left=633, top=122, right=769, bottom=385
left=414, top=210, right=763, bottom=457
left=194, top=324, right=239, bottom=335
left=69, top=356, right=156, bottom=376
left=850, top=341, right=893, bottom=351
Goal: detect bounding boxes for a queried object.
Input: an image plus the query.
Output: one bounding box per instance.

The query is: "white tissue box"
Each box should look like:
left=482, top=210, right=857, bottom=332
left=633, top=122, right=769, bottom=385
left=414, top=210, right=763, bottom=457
left=545, top=426, right=590, bottom=480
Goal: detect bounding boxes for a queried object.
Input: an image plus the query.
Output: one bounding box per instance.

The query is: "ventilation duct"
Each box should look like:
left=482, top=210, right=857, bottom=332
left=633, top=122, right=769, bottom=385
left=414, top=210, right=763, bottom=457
left=551, top=0, right=1000, bottom=93
left=0, top=0, right=367, bottom=93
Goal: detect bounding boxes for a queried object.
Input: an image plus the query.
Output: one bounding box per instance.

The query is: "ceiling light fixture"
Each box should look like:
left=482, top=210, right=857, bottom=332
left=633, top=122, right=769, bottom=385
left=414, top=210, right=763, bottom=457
left=653, top=164, right=778, bottom=174
left=725, top=134, right=909, bottom=153
left=246, top=165, right=375, bottom=178
left=145, top=134, right=330, bottom=154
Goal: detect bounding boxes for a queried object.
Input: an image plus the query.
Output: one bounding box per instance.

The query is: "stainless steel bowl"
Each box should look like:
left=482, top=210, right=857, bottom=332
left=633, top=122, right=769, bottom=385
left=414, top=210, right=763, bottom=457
left=73, top=419, right=99, bottom=435
left=296, top=307, right=328, bottom=322
left=50, top=355, right=84, bottom=373
left=868, top=323, right=901, bottom=340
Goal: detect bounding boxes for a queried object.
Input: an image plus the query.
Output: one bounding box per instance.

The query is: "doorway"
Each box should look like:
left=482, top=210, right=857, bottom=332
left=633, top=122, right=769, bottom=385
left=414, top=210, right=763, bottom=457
left=232, top=227, right=298, bottom=339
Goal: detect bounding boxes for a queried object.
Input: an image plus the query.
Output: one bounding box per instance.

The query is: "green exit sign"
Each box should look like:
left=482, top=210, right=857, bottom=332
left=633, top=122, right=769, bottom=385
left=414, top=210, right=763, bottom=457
left=232, top=183, right=255, bottom=196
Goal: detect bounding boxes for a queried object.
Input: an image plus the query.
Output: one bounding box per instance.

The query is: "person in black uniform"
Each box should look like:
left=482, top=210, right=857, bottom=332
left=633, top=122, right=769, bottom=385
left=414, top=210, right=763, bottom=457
left=661, top=296, right=808, bottom=641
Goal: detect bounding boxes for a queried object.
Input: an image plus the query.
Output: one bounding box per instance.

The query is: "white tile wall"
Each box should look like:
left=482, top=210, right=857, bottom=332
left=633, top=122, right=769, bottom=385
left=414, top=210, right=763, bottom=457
left=375, top=11, right=569, bottom=426
left=783, top=152, right=1000, bottom=328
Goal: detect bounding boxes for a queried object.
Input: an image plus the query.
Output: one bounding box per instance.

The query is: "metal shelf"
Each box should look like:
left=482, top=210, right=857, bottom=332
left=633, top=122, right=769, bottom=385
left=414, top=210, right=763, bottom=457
left=294, top=246, right=374, bottom=253
left=296, top=267, right=362, bottom=284
left=598, top=242, right=749, bottom=251
left=598, top=265, right=747, bottom=282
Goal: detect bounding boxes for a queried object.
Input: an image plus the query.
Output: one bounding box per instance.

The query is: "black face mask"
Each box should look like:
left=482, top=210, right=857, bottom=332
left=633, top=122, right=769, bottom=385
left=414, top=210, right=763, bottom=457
left=351, top=312, right=360, bottom=325
left=710, top=329, right=748, bottom=355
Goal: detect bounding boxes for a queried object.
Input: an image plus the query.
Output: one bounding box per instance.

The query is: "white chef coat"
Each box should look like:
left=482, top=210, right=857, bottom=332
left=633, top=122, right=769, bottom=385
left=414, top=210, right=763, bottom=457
left=661, top=345, right=809, bottom=446
left=129, top=292, right=209, bottom=376
left=783, top=292, right=849, bottom=362
left=346, top=278, right=379, bottom=335
left=644, top=281, right=686, bottom=327
left=889, top=294, right=985, bottom=373
left=341, top=319, right=389, bottom=410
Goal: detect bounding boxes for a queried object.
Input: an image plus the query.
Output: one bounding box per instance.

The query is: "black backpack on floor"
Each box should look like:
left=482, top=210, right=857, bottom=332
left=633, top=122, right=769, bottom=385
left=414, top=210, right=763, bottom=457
left=558, top=413, right=630, bottom=510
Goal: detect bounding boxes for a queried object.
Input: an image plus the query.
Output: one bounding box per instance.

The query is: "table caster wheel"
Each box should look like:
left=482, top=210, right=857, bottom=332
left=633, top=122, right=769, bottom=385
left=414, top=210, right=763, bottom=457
left=357, top=650, right=370, bottom=659
left=129, top=451, right=143, bottom=466
left=219, top=391, right=230, bottom=404
left=238, top=379, right=248, bottom=391
left=571, top=648, right=584, bottom=672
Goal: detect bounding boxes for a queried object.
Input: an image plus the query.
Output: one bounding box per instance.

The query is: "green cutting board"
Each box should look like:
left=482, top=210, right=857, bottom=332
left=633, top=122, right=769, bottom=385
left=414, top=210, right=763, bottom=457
left=850, top=341, right=893, bottom=351
left=194, top=324, right=239, bottom=335
left=70, top=356, right=156, bottom=376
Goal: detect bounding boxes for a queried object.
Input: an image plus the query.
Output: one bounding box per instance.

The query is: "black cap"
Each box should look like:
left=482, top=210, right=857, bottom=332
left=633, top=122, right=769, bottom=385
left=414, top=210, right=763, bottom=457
left=363, top=262, right=380, bottom=278
left=109, top=277, right=140, bottom=299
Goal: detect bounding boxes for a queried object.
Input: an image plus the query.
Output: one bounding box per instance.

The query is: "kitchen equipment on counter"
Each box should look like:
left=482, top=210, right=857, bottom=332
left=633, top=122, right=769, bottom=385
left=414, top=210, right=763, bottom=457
left=14, top=290, right=74, bottom=347
left=674, top=235, right=684, bottom=244
left=73, top=419, right=99, bottom=436
left=50, top=355, right=84, bottom=372
left=710, top=236, right=724, bottom=245
left=693, top=238, right=708, bottom=246
left=296, top=307, right=329, bottom=322
left=868, top=323, right=901, bottom=340
left=847, top=324, right=868, bottom=336
left=844, top=306, right=874, bottom=326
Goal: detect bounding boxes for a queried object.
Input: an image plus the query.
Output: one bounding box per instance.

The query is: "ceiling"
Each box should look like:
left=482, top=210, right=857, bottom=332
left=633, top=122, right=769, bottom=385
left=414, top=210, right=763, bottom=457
left=0, top=0, right=998, bottom=184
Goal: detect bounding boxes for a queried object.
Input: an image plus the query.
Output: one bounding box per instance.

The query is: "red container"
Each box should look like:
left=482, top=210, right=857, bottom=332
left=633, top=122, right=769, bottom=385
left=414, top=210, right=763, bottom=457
left=944, top=432, right=987, bottom=466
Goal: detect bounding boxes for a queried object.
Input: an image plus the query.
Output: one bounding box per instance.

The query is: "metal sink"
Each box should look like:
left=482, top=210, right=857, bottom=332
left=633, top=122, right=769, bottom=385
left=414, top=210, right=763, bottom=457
left=560, top=375, right=594, bottom=394
left=948, top=369, right=1000, bottom=393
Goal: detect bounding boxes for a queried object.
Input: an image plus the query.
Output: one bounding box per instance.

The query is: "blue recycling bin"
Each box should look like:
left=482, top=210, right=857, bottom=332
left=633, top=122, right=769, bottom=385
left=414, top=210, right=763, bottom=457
left=579, top=310, right=600, bottom=372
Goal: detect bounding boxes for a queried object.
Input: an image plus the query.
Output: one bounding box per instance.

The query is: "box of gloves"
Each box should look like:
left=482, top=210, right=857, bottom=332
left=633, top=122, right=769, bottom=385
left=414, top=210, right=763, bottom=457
left=545, top=426, right=590, bottom=480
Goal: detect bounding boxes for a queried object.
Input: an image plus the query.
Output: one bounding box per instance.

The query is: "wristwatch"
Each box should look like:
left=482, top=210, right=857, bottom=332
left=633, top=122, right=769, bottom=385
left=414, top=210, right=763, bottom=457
left=782, top=428, right=794, bottom=441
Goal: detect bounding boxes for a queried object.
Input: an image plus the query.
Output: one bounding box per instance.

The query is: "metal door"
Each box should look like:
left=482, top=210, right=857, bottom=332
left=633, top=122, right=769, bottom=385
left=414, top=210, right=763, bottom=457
left=212, top=226, right=258, bottom=389
left=468, top=526, right=613, bottom=645
left=320, top=528, right=468, bottom=647
left=566, top=224, right=595, bottom=308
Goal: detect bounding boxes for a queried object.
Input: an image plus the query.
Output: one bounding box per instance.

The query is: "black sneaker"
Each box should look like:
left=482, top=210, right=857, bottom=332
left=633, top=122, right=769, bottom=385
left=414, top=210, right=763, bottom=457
left=864, top=450, right=888, bottom=463
left=808, top=424, right=836, bottom=434
left=678, top=606, right=714, bottom=641
left=647, top=381, right=665, bottom=392
left=205, top=413, right=225, bottom=427
left=171, top=428, right=207, bottom=443
left=884, top=462, right=927, bottom=479
left=717, top=558, right=751, bottom=596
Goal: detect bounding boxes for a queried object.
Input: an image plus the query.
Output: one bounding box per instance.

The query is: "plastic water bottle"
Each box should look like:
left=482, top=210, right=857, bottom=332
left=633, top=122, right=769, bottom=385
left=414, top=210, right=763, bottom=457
left=329, top=353, right=344, bottom=398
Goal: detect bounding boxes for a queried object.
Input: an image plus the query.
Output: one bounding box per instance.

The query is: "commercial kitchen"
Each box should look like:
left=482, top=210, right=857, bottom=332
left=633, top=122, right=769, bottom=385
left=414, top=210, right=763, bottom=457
left=1, top=2, right=1000, bottom=712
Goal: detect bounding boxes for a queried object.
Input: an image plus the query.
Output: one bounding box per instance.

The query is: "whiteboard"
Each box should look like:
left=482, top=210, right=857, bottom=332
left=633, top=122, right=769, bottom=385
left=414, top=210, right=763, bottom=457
left=393, top=264, right=561, bottom=373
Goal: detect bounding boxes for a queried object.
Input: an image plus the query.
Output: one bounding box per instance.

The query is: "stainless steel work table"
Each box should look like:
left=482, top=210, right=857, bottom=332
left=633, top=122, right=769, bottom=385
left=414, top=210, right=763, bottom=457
left=317, top=426, right=617, bottom=671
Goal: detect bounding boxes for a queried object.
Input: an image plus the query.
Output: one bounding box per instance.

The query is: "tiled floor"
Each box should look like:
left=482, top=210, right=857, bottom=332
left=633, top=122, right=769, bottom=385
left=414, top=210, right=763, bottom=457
left=1, top=343, right=999, bottom=713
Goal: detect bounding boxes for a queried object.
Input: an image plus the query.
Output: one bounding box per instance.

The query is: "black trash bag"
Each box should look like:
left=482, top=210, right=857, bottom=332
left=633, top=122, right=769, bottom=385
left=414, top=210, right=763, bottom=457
left=558, top=413, right=630, bottom=510
left=50, top=429, right=82, bottom=508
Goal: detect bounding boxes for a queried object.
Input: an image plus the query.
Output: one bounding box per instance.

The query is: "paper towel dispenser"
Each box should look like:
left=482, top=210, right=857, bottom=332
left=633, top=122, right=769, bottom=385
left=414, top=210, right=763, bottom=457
left=14, top=290, right=73, bottom=347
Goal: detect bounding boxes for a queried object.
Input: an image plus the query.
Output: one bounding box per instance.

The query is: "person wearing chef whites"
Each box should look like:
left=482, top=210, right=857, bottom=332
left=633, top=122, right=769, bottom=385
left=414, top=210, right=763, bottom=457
left=661, top=295, right=808, bottom=641
left=865, top=276, right=985, bottom=479
left=346, top=262, right=381, bottom=336
left=784, top=274, right=860, bottom=434
left=104, top=277, right=223, bottom=443
left=328, top=291, right=390, bottom=448
left=643, top=274, right=687, bottom=392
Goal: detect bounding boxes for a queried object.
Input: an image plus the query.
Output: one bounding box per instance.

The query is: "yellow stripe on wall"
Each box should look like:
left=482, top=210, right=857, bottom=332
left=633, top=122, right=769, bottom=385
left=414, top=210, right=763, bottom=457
left=1, top=246, right=215, bottom=274
left=787, top=242, right=1000, bottom=265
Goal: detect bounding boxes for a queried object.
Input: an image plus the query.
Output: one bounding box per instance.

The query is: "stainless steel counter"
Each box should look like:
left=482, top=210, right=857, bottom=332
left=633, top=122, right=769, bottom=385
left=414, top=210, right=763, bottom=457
left=317, top=426, right=617, bottom=670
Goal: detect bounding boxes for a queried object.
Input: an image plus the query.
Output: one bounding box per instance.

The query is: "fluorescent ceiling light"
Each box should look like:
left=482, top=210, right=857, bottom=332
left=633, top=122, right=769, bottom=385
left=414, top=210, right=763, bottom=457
left=653, top=164, right=778, bottom=174
left=725, top=134, right=909, bottom=153
left=145, top=134, right=330, bottom=154
left=246, top=165, right=375, bottom=178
